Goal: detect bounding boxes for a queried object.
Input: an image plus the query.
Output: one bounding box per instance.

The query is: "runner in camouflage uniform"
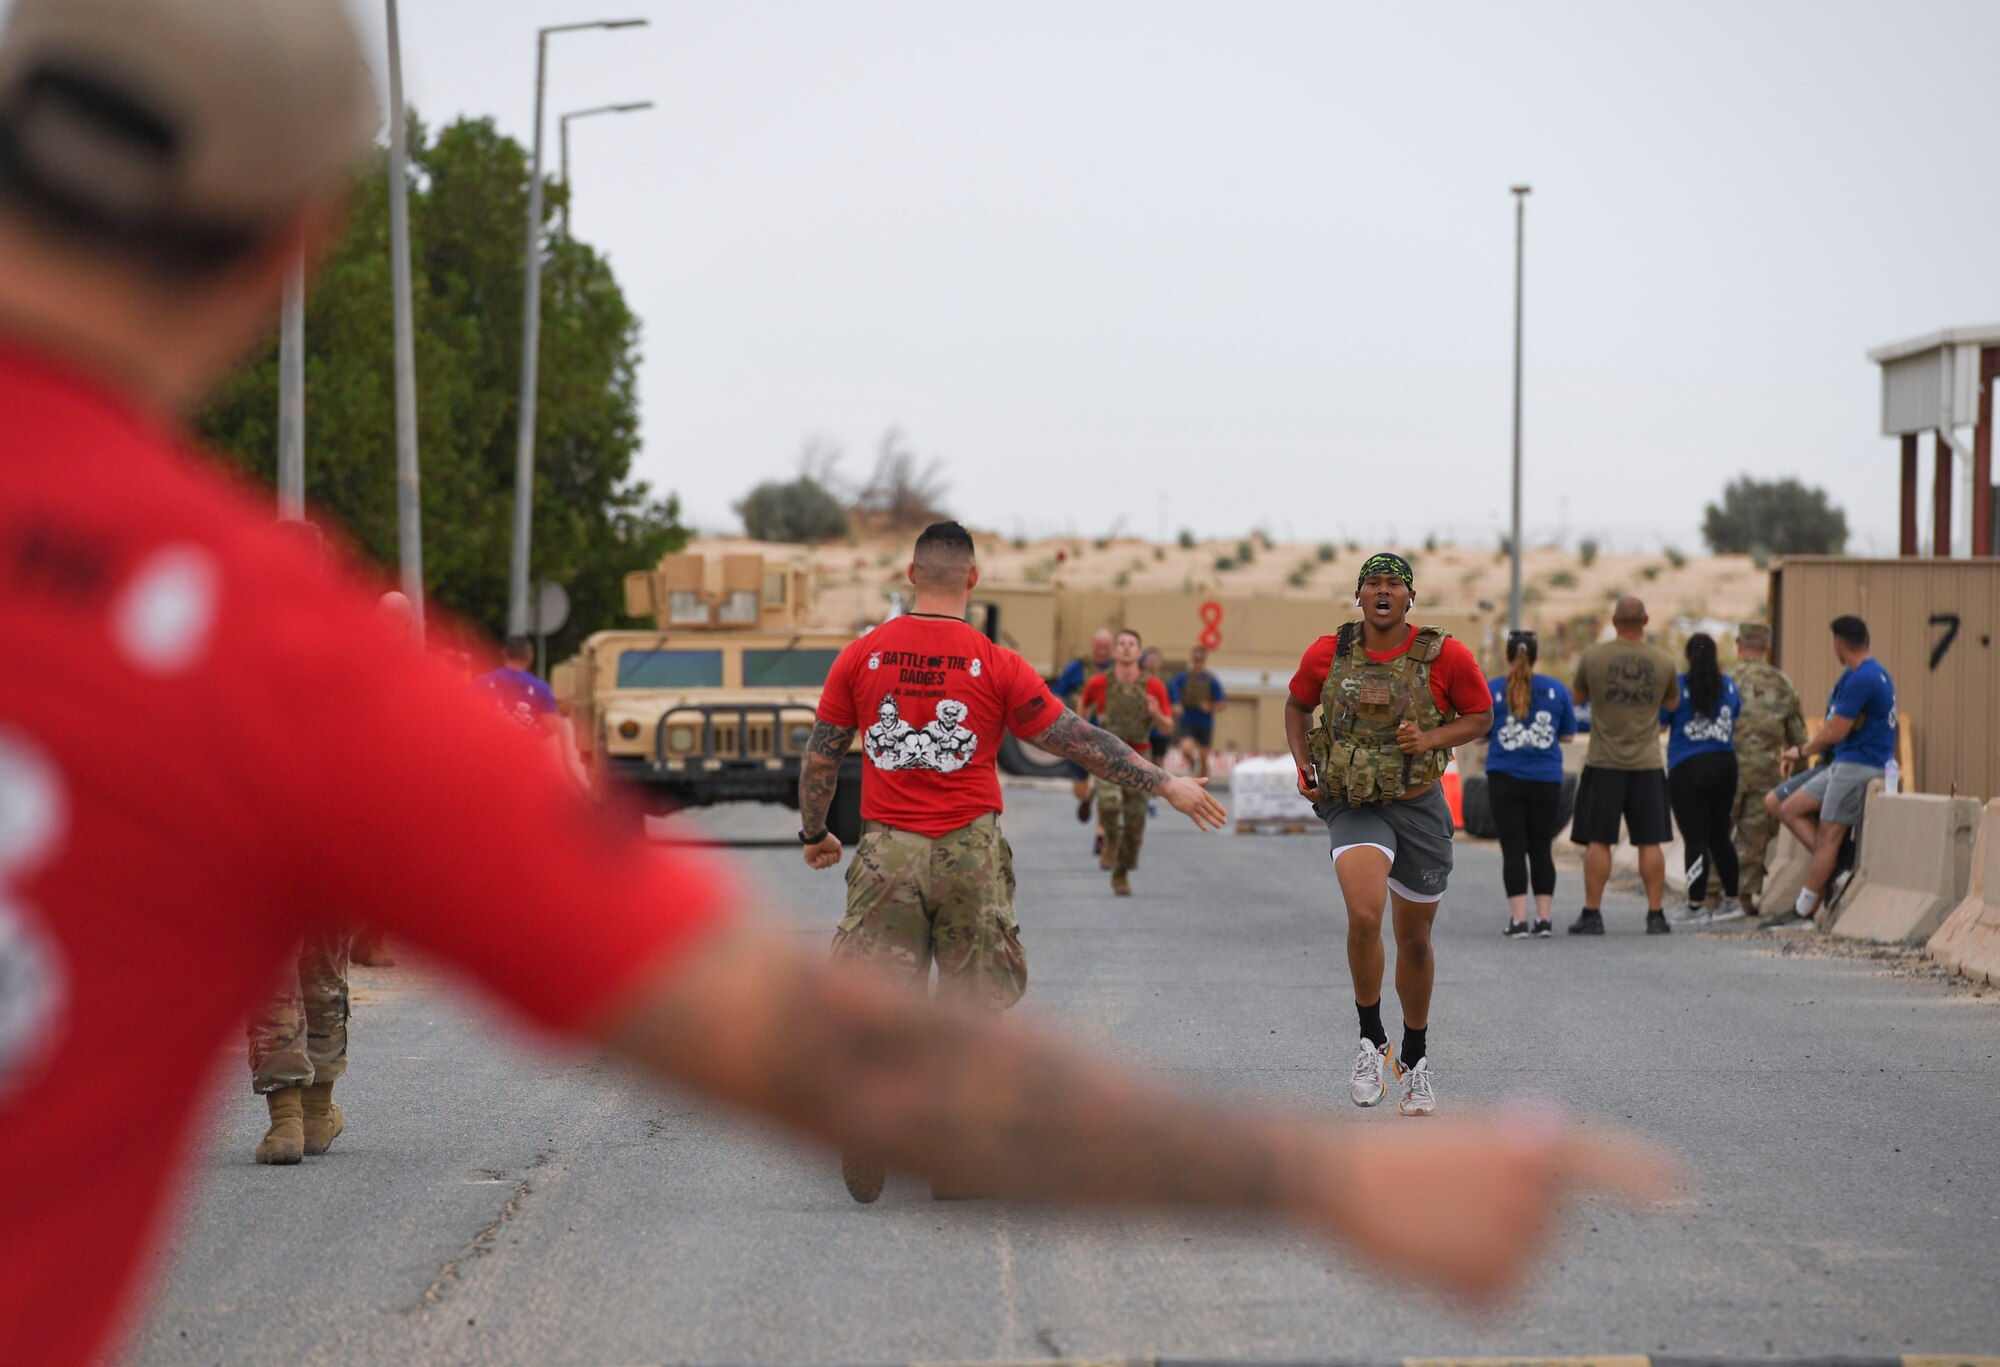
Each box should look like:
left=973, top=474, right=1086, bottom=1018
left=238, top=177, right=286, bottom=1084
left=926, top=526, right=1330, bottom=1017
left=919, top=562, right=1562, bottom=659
left=247, top=932, right=352, bottom=1164
left=1081, top=630, right=1178, bottom=895
left=1730, top=623, right=1805, bottom=915
left=800, top=522, right=1227, bottom=1201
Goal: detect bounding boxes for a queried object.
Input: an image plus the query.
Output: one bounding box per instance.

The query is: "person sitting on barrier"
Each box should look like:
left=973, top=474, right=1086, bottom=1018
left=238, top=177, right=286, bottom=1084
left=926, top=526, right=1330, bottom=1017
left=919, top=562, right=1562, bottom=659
left=1763, top=616, right=1898, bottom=930
left=1483, top=630, right=1575, bottom=939
left=1661, top=633, right=1745, bottom=927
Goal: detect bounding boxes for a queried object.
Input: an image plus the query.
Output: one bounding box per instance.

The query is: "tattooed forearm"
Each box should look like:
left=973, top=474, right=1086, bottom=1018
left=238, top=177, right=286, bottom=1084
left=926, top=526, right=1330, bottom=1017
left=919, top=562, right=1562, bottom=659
left=1030, top=712, right=1166, bottom=792
left=797, top=721, right=856, bottom=832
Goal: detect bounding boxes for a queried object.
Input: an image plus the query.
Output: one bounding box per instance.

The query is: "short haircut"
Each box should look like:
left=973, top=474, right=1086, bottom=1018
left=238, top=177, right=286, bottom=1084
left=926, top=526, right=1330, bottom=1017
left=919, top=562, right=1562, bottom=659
left=1612, top=595, right=1647, bottom=628
left=1830, top=615, right=1869, bottom=648
left=911, top=520, right=976, bottom=589
left=502, top=636, right=534, bottom=662
left=1115, top=627, right=1142, bottom=647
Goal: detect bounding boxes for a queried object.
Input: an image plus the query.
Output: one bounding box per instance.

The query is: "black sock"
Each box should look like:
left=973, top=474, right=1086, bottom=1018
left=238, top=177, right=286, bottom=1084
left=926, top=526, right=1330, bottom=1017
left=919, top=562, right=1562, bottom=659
left=1401, top=1025, right=1427, bottom=1069
left=1356, top=1000, right=1387, bottom=1049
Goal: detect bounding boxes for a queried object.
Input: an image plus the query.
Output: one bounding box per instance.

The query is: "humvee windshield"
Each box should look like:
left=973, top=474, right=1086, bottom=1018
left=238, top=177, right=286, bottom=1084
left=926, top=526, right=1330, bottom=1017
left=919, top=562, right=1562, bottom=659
left=616, top=649, right=724, bottom=688
left=742, top=647, right=841, bottom=688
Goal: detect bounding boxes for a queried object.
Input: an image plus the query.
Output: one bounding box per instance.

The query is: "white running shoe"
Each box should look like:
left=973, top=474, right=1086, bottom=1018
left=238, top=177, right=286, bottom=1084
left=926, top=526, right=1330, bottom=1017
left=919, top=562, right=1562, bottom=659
left=1349, top=1038, right=1393, bottom=1108
left=1670, top=904, right=1712, bottom=926
left=1711, top=897, right=1747, bottom=924
left=1397, top=1057, right=1436, bottom=1116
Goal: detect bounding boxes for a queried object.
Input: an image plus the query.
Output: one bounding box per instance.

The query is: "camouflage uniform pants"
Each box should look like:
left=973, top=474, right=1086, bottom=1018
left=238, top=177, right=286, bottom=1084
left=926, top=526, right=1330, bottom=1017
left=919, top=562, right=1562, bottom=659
left=1095, top=780, right=1149, bottom=873
left=1733, top=767, right=1782, bottom=904
left=832, top=814, right=1027, bottom=1012
left=248, top=932, right=352, bottom=1094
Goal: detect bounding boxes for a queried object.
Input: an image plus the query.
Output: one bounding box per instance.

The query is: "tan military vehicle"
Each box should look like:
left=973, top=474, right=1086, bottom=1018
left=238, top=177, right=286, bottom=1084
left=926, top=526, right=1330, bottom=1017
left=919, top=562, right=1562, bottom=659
left=553, top=552, right=865, bottom=840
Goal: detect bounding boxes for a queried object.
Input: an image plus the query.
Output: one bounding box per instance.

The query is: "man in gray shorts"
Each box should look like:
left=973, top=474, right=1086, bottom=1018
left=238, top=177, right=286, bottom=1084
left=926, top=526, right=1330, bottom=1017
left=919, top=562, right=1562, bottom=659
left=1285, top=553, right=1492, bottom=1117
left=1763, top=615, right=1897, bottom=929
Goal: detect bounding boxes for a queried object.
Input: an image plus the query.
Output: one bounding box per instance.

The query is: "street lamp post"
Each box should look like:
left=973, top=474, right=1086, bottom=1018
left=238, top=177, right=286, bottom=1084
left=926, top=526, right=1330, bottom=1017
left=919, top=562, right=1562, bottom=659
left=509, top=18, right=648, bottom=640
left=1508, top=184, right=1531, bottom=633
left=277, top=257, right=305, bottom=520
left=559, top=101, right=653, bottom=235
left=386, top=0, right=425, bottom=640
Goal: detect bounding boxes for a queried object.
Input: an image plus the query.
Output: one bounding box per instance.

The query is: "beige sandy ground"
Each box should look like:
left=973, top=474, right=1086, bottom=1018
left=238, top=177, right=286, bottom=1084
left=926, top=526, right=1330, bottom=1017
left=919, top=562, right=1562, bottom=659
left=692, top=530, right=1769, bottom=647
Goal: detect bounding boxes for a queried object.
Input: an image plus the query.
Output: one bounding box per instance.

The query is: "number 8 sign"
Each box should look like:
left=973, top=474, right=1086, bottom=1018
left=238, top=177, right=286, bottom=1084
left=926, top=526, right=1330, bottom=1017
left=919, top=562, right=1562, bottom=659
left=1198, top=601, right=1224, bottom=651
left=0, top=731, right=67, bottom=1101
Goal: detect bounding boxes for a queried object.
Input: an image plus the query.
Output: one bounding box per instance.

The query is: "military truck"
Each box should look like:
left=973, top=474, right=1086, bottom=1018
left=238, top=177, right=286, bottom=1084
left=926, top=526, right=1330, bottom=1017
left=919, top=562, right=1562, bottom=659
left=553, top=552, right=865, bottom=840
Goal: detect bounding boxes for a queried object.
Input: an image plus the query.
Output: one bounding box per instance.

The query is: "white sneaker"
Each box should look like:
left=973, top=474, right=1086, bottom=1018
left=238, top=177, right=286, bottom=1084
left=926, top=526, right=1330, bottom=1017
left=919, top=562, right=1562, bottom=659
left=1711, top=897, right=1747, bottom=924
left=1349, top=1038, right=1393, bottom=1107
left=1670, top=904, right=1712, bottom=926
left=1397, top=1057, right=1436, bottom=1116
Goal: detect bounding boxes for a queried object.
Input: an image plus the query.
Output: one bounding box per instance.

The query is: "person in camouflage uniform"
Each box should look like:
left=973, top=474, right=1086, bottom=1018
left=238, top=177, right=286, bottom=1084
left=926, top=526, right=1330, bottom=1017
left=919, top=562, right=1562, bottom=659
left=799, top=522, right=1228, bottom=1201
left=1730, top=623, right=1805, bottom=914
left=1081, top=629, right=1178, bottom=895
left=247, top=931, right=352, bottom=1164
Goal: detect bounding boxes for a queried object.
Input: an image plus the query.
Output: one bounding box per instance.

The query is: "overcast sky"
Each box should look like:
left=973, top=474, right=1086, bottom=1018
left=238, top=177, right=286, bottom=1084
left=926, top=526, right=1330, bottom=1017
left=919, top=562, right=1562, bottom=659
left=353, top=0, right=2000, bottom=553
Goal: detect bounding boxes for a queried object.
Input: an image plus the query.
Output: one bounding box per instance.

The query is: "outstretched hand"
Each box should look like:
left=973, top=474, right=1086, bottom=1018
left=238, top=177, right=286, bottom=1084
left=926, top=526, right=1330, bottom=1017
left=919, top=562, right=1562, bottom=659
left=1308, top=1105, right=1684, bottom=1305
left=1160, top=775, right=1227, bottom=830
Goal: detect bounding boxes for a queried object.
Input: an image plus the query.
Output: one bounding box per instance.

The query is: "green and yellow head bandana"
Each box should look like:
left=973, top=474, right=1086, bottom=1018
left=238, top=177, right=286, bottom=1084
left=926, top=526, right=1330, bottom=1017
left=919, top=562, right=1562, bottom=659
left=1356, top=552, right=1414, bottom=593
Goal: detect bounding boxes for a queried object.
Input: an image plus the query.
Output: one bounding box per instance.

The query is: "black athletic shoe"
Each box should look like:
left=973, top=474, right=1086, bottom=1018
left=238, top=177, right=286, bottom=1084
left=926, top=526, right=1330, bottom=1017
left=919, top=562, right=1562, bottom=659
left=1645, top=910, right=1673, bottom=935
left=1502, top=920, right=1532, bottom=940
left=1568, top=909, right=1604, bottom=935
left=1532, top=918, right=1553, bottom=938
left=1076, top=797, right=1093, bottom=823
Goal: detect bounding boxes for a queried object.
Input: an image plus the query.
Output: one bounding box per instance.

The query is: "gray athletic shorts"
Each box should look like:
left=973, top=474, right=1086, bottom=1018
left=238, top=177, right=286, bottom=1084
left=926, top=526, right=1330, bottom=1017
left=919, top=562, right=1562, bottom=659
left=1312, top=786, right=1455, bottom=904
left=1770, top=760, right=1882, bottom=827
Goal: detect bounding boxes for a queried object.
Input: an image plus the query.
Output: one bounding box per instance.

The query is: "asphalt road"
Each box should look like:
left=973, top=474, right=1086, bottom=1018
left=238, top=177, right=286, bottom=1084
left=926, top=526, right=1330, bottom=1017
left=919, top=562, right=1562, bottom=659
left=126, top=786, right=1999, bottom=1366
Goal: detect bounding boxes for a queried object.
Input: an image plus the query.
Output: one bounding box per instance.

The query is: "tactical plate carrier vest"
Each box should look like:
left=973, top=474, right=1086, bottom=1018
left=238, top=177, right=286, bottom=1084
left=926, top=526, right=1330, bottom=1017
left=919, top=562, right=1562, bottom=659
left=1102, top=676, right=1154, bottom=746
left=1307, top=622, right=1453, bottom=805
left=1180, top=671, right=1214, bottom=711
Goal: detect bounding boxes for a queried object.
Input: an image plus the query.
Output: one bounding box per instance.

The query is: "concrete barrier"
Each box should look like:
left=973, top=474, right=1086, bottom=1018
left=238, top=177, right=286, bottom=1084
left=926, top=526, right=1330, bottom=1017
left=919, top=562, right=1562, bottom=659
left=1830, top=790, right=1982, bottom=943
left=1929, top=799, right=2000, bottom=984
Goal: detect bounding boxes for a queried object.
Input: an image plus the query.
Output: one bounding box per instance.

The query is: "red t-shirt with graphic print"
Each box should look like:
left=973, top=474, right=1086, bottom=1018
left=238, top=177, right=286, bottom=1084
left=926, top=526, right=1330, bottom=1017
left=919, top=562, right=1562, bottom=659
left=817, top=613, right=1062, bottom=838
left=1288, top=624, right=1492, bottom=718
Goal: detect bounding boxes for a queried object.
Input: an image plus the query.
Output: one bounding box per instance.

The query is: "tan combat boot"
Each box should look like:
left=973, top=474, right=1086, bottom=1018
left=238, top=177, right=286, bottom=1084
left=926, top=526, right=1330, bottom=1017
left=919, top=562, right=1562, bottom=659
left=301, top=1080, right=344, bottom=1155
left=255, top=1088, right=305, bottom=1165
left=1111, top=869, right=1132, bottom=896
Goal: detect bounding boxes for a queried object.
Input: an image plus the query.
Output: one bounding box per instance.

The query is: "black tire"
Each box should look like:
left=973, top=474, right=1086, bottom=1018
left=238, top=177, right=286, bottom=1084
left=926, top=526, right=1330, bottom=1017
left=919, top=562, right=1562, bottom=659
left=826, top=774, right=864, bottom=846
left=1459, top=773, right=1497, bottom=840
left=998, top=731, right=1072, bottom=779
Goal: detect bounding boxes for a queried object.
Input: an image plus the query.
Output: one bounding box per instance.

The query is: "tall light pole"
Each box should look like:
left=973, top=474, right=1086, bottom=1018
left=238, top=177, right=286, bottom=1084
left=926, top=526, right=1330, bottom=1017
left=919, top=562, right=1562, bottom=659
left=1508, top=184, right=1531, bottom=633
left=560, top=101, right=653, bottom=235
left=386, top=0, right=425, bottom=639
left=277, top=256, right=305, bottom=520
left=509, top=17, right=648, bottom=639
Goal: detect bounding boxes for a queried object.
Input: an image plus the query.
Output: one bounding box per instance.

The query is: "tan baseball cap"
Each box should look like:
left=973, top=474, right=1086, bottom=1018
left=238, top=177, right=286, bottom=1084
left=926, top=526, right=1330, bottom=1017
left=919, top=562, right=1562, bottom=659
left=0, top=0, right=378, bottom=259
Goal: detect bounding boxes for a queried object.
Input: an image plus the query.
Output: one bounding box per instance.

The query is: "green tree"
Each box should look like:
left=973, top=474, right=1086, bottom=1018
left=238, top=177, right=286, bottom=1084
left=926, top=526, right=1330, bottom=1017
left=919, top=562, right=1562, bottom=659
left=1701, top=477, right=1847, bottom=556
left=737, top=475, right=849, bottom=543
left=195, top=115, right=684, bottom=660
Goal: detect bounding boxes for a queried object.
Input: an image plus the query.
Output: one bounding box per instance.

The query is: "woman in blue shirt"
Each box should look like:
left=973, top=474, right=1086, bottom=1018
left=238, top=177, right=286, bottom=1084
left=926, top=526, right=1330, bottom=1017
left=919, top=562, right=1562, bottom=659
left=1484, top=630, right=1576, bottom=939
left=1661, top=632, right=1743, bottom=925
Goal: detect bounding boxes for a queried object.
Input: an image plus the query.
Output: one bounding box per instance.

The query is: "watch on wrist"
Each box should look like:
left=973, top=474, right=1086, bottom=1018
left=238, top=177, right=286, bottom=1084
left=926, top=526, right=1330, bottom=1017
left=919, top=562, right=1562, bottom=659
left=799, top=827, right=828, bottom=844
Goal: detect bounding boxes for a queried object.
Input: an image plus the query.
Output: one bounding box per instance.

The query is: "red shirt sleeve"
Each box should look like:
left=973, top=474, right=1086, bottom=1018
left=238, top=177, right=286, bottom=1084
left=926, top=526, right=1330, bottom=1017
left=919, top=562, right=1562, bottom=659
left=1001, top=648, right=1064, bottom=738
left=1430, top=636, right=1492, bottom=717
left=1147, top=677, right=1173, bottom=713
left=1079, top=673, right=1107, bottom=714
left=1288, top=635, right=1338, bottom=708
left=816, top=637, right=863, bottom=727
left=250, top=582, right=739, bottom=1036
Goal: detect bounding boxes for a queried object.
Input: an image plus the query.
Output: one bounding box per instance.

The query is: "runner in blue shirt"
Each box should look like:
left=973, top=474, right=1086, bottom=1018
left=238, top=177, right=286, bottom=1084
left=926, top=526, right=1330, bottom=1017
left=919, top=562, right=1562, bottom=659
left=1765, top=616, right=1898, bottom=928
left=1483, top=630, right=1576, bottom=938
left=1659, top=634, right=1743, bottom=925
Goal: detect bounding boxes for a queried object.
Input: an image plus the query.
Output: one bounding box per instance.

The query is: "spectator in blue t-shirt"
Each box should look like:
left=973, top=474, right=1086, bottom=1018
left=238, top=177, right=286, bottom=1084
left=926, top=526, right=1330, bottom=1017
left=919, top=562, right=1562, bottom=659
left=478, top=637, right=559, bottom=735
left=1764, top=615, right=1897, bottom=928
left=1484, top=630, right=1576, bottom=938
left=1659, top=633, right=1743, bottom=925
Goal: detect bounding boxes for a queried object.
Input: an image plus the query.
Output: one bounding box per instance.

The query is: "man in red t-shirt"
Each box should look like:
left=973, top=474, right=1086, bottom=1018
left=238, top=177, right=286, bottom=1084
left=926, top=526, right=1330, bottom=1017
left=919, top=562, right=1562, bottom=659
left=0, top=6, right=1674, bottom=1362
left=1285, top=554, right=1492, bottom=1119
left=1078, top=628, right=1176, bottom=894
left=801, top=523, right=1228, bottom=1197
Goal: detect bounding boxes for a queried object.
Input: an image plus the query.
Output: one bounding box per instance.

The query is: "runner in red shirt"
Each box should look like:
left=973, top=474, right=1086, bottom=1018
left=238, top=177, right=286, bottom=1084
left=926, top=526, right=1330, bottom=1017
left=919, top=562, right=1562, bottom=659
left=0, top=5, right=1673, bottom=1361
left=801, top=522, right=1228, bottom=1197
left=1285, top=554, right=1493, bottom=1119
left=1078, top=629, right=1177, bottom=894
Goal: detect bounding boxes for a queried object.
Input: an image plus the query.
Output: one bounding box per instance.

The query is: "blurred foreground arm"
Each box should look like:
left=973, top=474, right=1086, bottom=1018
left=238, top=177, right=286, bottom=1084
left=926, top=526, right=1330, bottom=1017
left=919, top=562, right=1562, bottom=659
left=598, top=921, right=1679, bottom=1304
